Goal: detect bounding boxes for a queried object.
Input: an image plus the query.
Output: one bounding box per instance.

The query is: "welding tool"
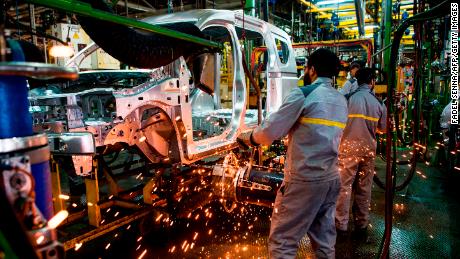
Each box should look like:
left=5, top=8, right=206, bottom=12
left=212, top=153, right=283, bottom=209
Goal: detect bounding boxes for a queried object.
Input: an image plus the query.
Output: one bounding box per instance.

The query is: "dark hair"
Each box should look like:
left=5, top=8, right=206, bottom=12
left=350, top=61, right=361, bottom=70
left=356, top=67, right=376, bottom=85
left=306, top=48, right=340, bottom=78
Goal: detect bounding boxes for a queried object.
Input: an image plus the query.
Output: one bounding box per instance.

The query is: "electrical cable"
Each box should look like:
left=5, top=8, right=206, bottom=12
left=5, top=15, right=66, bottom=44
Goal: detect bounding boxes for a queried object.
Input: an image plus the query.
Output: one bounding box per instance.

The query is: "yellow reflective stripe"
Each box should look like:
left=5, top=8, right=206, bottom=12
left=299, top=117, right=346, bottom=129
left=348, top=114, right=379, bottom=122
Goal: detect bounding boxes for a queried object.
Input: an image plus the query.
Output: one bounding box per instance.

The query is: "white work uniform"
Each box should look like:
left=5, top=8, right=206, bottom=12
left=339, top=78, right=359, bottom=96
left=252, top=77, right=348, bottom=259
left=440, top=101, right=452, bottom=130
left=335, top=83, right=386, bottom=231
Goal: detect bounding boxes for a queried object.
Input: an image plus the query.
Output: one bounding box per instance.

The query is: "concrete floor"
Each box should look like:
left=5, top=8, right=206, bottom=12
left=65, top=156, right=460, bottom=259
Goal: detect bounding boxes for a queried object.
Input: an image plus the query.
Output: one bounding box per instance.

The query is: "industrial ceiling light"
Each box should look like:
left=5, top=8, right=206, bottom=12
left=49, top=44, right=74, bottom=58
left=315, top=0, right=354, bottom=6
left=350, top=24, right=380, bottom=30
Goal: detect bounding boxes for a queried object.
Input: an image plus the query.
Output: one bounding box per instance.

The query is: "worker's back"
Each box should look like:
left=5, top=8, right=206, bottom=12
left=285, top=77, right=348, bottom=183
left=339, top=84, right=386, bottom=157
left=339, top=78, right=359, bottom=95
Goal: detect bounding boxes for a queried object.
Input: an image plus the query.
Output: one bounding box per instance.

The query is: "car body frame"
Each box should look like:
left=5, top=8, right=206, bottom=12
left=30, top=10, right=297, bottom=175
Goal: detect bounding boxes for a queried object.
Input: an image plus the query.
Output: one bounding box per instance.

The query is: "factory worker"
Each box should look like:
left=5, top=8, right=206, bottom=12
left=335, top=68, right=386, bottom=239
left=238, top=48, right=348, bottom=259
left=440, top=100, right=458, bottom=171
left=339, top=61, right=361, bottom=96
left=440, top=100, right=452, bottom=131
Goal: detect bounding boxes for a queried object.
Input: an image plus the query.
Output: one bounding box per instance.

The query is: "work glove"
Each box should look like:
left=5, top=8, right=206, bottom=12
left=237, top=130, right=259, bottom=150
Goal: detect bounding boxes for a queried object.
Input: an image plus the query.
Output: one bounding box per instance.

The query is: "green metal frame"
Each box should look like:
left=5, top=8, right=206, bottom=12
left=25, top=0, right=222, bottom=49
left=0, top=231, right=19, bottom=259
left=383, top=0, right=392, bottom=77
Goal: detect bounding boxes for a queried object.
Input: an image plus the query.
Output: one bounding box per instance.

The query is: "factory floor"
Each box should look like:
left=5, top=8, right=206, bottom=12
left=65, top=155, right=460, bottom=259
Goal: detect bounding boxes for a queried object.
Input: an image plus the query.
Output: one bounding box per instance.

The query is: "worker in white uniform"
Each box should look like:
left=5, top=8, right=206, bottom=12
left=440, top=100, right=458, bottom=171
left=440, top=101, right=452, bottom=131
left=339, top=61, right=361, bottom=96
left=335, top=68, right=386, bottom=237
left=238, top=48, right=348, bottom=259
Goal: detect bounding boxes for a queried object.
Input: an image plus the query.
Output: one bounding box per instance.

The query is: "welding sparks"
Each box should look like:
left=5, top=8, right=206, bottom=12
left=36, top=235, right=45, bottom=245
left=74, top=242, right=83, bottom=251
left=48, top=210, right=69, bottom=229
left=59, top=194, right=70, bottom=200
left=138, top=249, right=148, bottom=259
left=156, top=214, right=163, bottom=222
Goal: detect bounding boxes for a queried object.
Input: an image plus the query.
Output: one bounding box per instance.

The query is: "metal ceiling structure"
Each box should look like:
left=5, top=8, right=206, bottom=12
left=5, top=0, right=417, bottom=41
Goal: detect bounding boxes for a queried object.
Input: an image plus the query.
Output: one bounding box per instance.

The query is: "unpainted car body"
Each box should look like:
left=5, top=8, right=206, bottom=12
left=30, top=10, right=297, bottom=174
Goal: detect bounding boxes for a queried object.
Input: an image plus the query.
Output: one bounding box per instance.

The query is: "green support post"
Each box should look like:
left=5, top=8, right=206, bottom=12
left=244, top=0, right=256, bottom=17
left=243, top=0, right=256, bottom=70
left=383, top=0, right=393, bottom=78
left=26, top=0, right=222, bottom=49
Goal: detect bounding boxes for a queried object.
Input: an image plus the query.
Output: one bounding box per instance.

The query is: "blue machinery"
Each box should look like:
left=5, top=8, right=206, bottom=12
left=0, top=37, right=77, bottom=258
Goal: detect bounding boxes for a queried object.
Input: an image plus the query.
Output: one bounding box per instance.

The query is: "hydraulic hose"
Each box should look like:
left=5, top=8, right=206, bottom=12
left=377, top=1, right=450, bottom=258
left=242, top=50, right=262, bottom=125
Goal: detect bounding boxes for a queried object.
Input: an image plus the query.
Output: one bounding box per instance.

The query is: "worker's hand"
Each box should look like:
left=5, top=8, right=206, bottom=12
left=237, top=130, right=258, bottom=150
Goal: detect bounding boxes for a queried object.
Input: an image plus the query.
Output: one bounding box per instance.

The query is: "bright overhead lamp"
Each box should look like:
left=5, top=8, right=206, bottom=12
left=350, top=25, right=380, bottom=30
left=315, top=0, right=354, bottom=6
left=49, top=45, right=74, bottom=58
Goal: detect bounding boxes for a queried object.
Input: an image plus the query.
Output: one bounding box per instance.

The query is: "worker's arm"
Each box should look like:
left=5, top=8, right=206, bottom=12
left=377, top=103, right=387, bottom=134
left=252, top=88, right=305, bottom=146
left=339, top=80, right=352, bottom=95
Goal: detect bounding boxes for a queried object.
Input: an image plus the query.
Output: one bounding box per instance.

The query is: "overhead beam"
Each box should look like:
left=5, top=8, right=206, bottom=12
left=115, top=1, right=156, bottom=13
left=317, top=11, right=359, bottom=18
left=309, top=4, right=355, bottom=13
left=298, top=0, right=328, bottom=16
left=337, top=18, right=374, bottom=27
left=25, top=0, right=222, bottom=49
